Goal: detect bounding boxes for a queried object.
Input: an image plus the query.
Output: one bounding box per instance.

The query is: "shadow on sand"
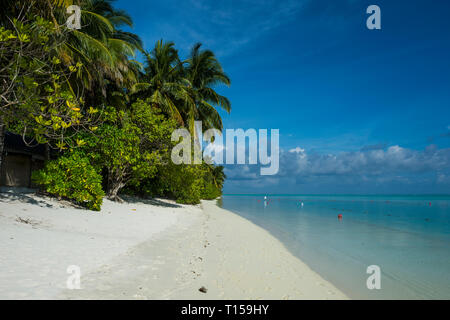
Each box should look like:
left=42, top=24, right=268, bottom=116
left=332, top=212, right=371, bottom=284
left=0, top=191, right=54, bottom=208
left=0, top=189, right=182, bottom=210
left=120, top=195, right=182, bottom=208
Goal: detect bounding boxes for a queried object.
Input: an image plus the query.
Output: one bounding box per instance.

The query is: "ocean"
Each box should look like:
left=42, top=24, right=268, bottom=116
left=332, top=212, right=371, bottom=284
left=219, top=194, right=450, bottom=299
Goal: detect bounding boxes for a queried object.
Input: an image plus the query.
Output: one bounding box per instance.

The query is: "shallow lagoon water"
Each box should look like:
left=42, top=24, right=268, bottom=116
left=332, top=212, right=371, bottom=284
left=220, top=195, right=450, bottom=299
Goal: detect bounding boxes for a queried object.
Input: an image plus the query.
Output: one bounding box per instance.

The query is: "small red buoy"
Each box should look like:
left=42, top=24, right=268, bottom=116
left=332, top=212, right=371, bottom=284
left=429, top=202, right=432, bottom=206
left=338, top=214, right=343, bottom=220
left=257, top=200, right=261, bottom=203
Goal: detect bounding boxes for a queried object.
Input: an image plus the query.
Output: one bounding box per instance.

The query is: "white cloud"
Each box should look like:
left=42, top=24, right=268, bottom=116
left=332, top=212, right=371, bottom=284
left=289, top=146, right=305, bottom=154
left=224, top=144, right=450, bottom=192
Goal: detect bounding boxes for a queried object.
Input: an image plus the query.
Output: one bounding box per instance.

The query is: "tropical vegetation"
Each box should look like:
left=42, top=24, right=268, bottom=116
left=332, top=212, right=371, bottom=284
left=0, top=0, right=229, bottom=210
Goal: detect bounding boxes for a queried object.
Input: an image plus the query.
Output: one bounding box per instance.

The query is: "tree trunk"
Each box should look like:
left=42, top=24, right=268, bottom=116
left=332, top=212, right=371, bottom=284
left=107, top=173, right=124, bottom=202
left=45, top=144, right=50, bottom=161
left=107, top=183, right=124, bottom=202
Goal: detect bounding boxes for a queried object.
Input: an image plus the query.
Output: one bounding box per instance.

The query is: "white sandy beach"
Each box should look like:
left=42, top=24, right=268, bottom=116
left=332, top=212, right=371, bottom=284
left=0, top=192, right=347, bottom=299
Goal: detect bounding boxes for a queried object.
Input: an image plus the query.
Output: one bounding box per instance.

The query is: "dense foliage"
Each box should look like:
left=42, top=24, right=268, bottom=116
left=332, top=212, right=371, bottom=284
left=0, top=15, right=100, bottom=149
left=1, top=0, right=230, bottom=210
left=128, top=162, right=224, bottom=205
left=76, top=100, right=177, bottom=200
left=32, top=152, right=104, bottom=210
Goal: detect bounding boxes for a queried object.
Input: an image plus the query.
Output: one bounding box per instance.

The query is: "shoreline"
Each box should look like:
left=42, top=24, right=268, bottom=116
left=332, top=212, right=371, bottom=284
left=0, top=193, right=347, bottom=299
left=175, top=200, right=347, bottom=299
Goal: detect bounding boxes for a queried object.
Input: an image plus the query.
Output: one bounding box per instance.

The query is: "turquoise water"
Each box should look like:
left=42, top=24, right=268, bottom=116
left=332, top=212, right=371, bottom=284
left=219, top=195, right=450, bottom=299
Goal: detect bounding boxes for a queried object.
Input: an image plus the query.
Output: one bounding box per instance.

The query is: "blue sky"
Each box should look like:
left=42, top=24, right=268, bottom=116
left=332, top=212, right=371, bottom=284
left=116, top=0, right=450, bottom=194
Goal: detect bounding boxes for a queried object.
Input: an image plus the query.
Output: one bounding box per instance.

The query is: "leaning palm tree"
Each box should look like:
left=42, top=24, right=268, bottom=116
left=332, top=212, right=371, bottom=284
left=0, top=0, right=141, bottom=159
left=6, top=0, right=143, bottom=96
left=59, top=0, right=143, bottom=95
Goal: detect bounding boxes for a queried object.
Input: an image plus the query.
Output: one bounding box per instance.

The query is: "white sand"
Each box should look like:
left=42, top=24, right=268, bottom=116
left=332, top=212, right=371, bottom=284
left=0, top=192, right=347, bottom=299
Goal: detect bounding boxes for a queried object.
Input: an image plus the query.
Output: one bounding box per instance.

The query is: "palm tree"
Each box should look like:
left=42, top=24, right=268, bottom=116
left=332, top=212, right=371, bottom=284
left=184, top=43, right=231, bottom=136
left=136, top=41, right=231, bottom=140
left=136, top=40, right=193, bottom=125
left=0, top=0, right=141, bottom=162
left=58, top=0, right=143, bottom=95
left=2, top=0, right=142, bottom=95
left=210, top=164, right=226, bottom=189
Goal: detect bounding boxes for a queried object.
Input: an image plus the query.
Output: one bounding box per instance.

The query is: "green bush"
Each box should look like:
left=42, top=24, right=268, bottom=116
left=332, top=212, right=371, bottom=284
left=176, top=166, right=205, bottom=204
left=32, top=152, right=105, bottom=211
left=200, top=164, right=223, bottom=200
left=132, top=163, right=201, bottom=204
left=201, top=182, right=221, bottom=200
left=136, top=162, right=224, bottom=205
left=153, top=163, right=204, bottom=204
left=73, top=101, right=177, bottom=200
